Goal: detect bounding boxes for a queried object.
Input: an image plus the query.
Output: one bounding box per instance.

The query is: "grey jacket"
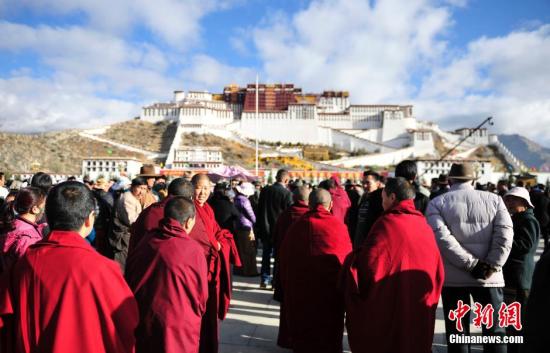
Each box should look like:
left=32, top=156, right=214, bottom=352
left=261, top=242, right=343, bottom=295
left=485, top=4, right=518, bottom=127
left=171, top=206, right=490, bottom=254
left=426, top=182, right=513, bottom=287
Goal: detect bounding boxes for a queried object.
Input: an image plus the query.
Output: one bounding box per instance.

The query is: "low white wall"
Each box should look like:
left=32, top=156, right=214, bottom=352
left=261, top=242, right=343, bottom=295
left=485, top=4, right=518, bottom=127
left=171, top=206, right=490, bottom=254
left=326, top=147, right=416, bottom=168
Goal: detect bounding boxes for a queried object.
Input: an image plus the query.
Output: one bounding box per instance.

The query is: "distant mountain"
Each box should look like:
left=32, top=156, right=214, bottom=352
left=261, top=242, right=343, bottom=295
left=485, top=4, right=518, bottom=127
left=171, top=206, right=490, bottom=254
left=498, top=134, right=550, bottom=171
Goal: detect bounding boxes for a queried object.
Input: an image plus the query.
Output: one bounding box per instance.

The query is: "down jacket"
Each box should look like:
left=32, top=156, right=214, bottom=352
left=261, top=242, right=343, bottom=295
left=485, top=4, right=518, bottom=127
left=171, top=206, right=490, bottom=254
left=426, top=182, right=513, bottom=287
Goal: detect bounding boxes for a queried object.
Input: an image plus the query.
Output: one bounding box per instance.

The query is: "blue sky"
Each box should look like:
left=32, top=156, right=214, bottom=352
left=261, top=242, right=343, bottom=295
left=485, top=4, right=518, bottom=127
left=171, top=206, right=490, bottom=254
left=0, top=0, right=549, bottom=145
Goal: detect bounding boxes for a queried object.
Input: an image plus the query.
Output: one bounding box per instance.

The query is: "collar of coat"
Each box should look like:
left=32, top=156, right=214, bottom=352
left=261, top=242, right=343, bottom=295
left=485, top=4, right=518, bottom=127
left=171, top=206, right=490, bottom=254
left=157, top=217, right=189, bottom=239
left=308, top=204, right=332, bottom=215
left=15, top=215, right=41, bottom=229
left=292, top=200, right=309, bottom=209
left=383, top=199, right=421, bottom=216
left=41, top=230, right=91, bottom=249
left=450, top=182, right=474, bottom=191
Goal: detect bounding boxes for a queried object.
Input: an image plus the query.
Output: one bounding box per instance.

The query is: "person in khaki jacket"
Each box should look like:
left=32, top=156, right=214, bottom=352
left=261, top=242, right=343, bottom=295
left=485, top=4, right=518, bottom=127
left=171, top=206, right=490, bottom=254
left=137, top=165, right=161, bottom=209
left=426, top=162, right=513, bottom=353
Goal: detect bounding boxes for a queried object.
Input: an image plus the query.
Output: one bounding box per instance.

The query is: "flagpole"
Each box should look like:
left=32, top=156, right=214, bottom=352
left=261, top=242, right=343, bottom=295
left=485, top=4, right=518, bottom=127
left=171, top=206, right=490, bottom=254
left=255, top=74, right=259, bottom=176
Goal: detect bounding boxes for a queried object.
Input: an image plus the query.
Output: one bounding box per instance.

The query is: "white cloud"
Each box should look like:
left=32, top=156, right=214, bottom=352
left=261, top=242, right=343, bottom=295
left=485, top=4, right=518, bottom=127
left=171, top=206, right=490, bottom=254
left=253, top=0, right=451, bottom=102
left=6, top=0, right=229, bottom=47
left=0, top=75, right=138, bottom=132
left=0, top=21, right=183, bottom=131
left=182, top=54, right=257, bottom=90
left=0, top=21, right=179, bottom=97
left=416, top=25, right=550, bottom=144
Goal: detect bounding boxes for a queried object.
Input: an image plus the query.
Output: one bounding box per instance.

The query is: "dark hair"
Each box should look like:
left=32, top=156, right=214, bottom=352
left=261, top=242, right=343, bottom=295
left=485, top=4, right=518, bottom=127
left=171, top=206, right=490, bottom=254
left=14, top=187, right=46, bottom=214
left=395, top=160, right=418, bottom=182
left=363, top=170, right=380, bottom=181
left=0, top=172, right=5, bottom=181
left=0, top=187, right=46, bottom=233
left=384, top=177, right=415, bottom=201
left=168, top=178, right=193, bottom=198
left=31, top=172, right=53, bottom=194
left=319, top=178, right=336, bottom=191
left=131, top=177, right=148, bottom=188
left=164, top=196, right=195, bottom=225
left=276, top=169, right=289, bottom=182
left=45, top=181, right=96, bottom=231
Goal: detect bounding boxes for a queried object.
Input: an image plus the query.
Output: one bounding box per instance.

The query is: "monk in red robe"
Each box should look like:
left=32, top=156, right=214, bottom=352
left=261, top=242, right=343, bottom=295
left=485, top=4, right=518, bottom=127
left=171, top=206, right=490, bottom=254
left=323, top=176, right=351, bottom=224
left=0, top=181, right=138, bottom=353
left=272, top=186, right=311, bottom=348
left=342, top=177, right=444, bottom=353
left=189, top=174, right=241, bottom=353
left=129, top=178, right=194, bottom=253
left=279, top=188, right=352, bottom=353
left=126, top=197, right=208, bottom=353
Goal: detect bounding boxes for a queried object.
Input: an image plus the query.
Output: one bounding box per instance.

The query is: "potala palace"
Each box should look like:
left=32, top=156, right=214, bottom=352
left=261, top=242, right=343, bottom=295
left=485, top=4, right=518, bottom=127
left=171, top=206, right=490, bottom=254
left=140, top=83, right=524, bottom=172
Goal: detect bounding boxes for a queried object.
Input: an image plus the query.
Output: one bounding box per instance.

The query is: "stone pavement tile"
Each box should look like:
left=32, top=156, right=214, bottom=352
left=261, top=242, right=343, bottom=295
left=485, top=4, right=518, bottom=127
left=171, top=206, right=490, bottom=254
left=220, top=344, right=289, bottom=353
left=247, top=323, right=281, bottom=348
left=220, top=318, right=256, bottom=346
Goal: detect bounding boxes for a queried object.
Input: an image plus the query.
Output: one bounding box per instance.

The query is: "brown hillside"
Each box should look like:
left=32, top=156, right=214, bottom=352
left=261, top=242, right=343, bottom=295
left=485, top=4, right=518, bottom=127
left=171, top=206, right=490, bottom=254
left=100, top=120, right=177, bottom=153
left=0, top=131, right=147, bottom=175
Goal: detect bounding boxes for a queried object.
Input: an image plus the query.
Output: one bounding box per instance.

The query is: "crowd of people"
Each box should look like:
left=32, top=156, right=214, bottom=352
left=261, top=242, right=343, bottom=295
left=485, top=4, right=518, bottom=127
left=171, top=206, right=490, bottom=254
left=0, top=160, right=548, bottom=353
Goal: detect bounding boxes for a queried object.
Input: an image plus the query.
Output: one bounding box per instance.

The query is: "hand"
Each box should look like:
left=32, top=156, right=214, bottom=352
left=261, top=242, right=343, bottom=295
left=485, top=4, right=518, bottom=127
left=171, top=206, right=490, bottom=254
left=249, top=231, right=255, bottom=241
left=470, top=261, right=496, bottom=280
left=217, top=241, right=221, bottom=251
left=470, top=261, right=487, bottom=280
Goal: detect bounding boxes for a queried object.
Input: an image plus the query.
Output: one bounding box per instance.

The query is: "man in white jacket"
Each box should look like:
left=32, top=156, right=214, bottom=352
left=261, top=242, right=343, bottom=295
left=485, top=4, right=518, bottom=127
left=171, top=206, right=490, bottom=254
left=427, top=162, right=513, bottom=353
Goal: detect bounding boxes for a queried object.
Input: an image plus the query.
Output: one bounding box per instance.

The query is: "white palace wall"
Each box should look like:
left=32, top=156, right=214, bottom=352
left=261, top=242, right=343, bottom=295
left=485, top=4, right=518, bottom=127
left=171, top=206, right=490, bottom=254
left=238, top=112, right=320, bottom=144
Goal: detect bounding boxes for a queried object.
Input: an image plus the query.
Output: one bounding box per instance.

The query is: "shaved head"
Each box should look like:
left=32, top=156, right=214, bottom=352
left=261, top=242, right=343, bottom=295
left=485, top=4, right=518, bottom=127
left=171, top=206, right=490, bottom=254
left=309, top=188, right=332, bottom=211
left=293, top=186, right=311, bottom=204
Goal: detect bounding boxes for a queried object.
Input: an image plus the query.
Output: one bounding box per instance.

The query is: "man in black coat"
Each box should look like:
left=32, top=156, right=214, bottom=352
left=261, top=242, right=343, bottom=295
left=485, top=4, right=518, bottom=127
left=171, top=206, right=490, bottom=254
left=256, top=169, right=292, bottom=288
left=523, top=249, right=549, bottom=353
left=395, top=160, right=430, bottom=214
left=430, top=174, right=450, bottom=200
left=530, top=185, right=549, bottom=250
left=208, top=183, right=240, bottom=235
left=353, top=170, right=384, bottom=249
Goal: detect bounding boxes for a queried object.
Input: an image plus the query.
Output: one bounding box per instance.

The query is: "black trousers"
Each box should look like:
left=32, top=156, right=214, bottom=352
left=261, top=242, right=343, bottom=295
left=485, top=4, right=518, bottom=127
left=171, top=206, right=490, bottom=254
left=441, top=286, right=507, bottom=353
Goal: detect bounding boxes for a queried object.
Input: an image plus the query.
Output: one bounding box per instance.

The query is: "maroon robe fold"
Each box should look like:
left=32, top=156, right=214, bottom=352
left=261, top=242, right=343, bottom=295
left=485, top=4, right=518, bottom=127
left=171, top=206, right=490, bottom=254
left=279, top=205, right=352, bottom=353
left=129, top=197, right=170, bottom=253
left=126, top=218, right=209, bottom=353
left=0, top=230, right=138, bottom=353
left=272, top=200, right=309, bottom=348
left=341, top=200, right=444, bottom=353
left=189, top=201, right=241, bottom=353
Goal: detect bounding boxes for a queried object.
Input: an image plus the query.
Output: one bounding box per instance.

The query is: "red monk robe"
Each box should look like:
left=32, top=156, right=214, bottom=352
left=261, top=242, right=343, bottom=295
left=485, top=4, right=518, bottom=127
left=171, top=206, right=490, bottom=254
left=272, top=200, right=309, bottom=348
left=129, top=197, right=170, bottom=253
left=189, top=200, right=241, bottom=353
left=126, top=218, right=209, bottom=353
left=328, top=176, right=351, bottom=224
left=279, top=205, right=352, bottom=353
left=0, top=230, right=138, bottom=353
left=341, top=200, right=444, bottom=353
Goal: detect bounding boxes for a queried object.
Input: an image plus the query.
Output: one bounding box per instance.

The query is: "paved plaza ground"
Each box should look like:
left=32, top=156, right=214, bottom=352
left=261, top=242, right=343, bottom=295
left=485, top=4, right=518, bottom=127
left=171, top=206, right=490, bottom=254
left=220, top=240, right=545, bottom=353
